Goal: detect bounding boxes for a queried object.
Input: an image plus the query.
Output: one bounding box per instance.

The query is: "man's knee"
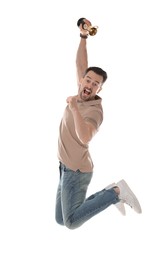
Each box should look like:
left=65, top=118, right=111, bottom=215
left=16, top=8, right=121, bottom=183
left=55, top=213, right=64, bottom=226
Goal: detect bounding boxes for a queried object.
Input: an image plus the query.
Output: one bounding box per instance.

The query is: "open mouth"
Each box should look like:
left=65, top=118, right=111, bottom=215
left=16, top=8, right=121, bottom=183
left=83, top=88, right=92, bottom=95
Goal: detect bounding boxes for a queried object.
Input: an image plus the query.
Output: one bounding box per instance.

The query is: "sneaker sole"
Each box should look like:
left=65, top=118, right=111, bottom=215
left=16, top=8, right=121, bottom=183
left=117, top=179, right=142, bottom=214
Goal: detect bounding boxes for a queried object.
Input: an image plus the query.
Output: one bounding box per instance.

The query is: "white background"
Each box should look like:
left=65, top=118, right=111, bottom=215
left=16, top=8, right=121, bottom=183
left=0, top=0, right=167, bottom=259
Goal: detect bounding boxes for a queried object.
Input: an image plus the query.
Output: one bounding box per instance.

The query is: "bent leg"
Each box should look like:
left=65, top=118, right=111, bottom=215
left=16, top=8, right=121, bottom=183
left=60, top=163, right=119, bottom=230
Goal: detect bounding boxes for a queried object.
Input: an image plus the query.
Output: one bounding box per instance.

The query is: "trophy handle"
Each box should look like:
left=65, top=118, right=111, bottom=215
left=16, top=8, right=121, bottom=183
left=88, top=26, right=98, bottom=36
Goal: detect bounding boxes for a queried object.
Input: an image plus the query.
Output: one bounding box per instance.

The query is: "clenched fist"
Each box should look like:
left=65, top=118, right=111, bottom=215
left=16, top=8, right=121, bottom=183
left=66, top=95, right=78, bottom=111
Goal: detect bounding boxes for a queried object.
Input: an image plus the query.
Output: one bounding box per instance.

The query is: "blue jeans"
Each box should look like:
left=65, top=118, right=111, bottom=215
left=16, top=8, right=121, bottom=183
left=55, top=162, right=120, bottom=229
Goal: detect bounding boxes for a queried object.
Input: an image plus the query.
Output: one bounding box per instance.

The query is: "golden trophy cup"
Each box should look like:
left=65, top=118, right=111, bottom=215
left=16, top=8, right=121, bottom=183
left=77, top=18, right=98, bottom=36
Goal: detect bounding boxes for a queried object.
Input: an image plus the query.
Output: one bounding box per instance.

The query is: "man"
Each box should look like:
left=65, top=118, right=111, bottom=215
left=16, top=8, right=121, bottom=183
left=55, top=18, right=142, bottom=230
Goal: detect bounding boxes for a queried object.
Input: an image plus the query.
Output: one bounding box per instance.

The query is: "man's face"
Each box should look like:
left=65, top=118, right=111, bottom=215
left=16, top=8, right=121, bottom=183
left=78, top=71, right=103, bottom=101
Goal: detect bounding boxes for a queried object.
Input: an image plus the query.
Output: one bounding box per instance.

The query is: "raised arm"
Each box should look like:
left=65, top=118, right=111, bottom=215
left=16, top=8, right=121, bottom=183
left=76, top=38, right=88, bottom=87
left=76, top=18, right=92, bottom=87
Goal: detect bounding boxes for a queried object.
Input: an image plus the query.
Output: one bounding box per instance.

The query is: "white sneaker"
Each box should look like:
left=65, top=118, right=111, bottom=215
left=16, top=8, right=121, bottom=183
left=105, top=183, right=126, bottom=216
left=116, top=179, right=142, bottom=213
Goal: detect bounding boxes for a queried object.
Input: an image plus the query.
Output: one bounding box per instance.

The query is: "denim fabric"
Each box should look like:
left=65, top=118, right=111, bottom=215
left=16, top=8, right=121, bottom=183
left=55, top=162, right=120, bottom=229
